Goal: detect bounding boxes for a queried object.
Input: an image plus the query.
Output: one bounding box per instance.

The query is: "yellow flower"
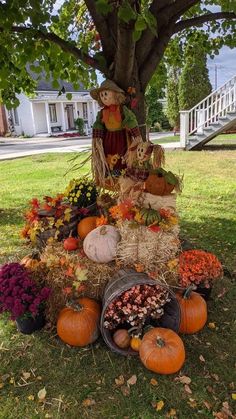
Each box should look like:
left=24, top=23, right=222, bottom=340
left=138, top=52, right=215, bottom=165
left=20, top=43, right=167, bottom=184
left=169, top=216, right=178, bottom=225
left=74, top=197, right=78, bottom=202
left=134, top=212, right=143, bottom=223
left=86, top=192, right=91, bottom=198
left=88, top=186, right=92, bottom=191
left=76, top=191, right=81, bottom=197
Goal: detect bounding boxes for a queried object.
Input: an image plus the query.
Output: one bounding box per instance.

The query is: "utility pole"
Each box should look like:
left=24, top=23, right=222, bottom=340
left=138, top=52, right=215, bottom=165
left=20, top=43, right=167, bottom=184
left=215, top=64, right=218, bottom=90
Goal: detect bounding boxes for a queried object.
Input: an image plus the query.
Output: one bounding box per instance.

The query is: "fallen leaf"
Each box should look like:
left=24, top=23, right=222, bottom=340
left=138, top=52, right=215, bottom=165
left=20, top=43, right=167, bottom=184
left=120, top=385, right=130, bottom=397
left=199, top=355, right=206, bottom=363
left=213, top=411, right=228, bottom=419
left=0, top=383, right=4, bottom=389
left=178, top=375, right=191, bottom=385
left=217, top=288, right=226, bottom=298
left=207, top=386, right=214, bottom=393
left=22, top=372, right=31, bottom=380
left=82, top=398, right=96, bottom=407
left=156, top=400, right=164, bottom=411
left=36, top=376, right=42, bottom=381
left=203, top=401, right=212, bottom=410
left=127, top=375, right=137, bottom=386
left=115, top=375, right=125, bottom=386
left=150, top=378, right=158, bottom=386
left=9, top=377, right=15, bottom=384
left=45, top=414, right=53, bottom=418
left=166, top=408, right=177, bottom=418
left=211, top=373, right=219, bottom=381
left=222, top=401, right=232, bottom=416
left=184, top=384, right=192, bottom=394
left=28, top=395, right=35, bottom=401
left=232, top=393, right=236, bottom=400
left=188, top=398, right=197, bottom=408
left=208, top=322, right=216, bottom=329
left=38, top=387, right=47, bottom=401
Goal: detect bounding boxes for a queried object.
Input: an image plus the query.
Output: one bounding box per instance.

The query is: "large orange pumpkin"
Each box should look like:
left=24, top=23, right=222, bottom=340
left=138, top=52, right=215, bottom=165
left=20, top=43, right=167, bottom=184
left=139, top=327, right=185, bottom=374
left=77, top=216, right=98, bottom=239
left=145, top=174, right=175, bottom=196
left=57, top=297, right=101, bottom=346
left=176, top=288, right=207, bottom=334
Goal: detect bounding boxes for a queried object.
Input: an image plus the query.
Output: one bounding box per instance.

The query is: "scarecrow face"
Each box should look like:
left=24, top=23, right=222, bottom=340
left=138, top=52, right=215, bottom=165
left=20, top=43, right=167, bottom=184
left=100, top=89, right=116, bottom=106
left=137, top=142, right=150, bottom=162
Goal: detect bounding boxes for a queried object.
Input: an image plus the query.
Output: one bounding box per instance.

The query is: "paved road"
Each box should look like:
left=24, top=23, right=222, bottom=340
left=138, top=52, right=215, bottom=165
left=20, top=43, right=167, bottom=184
left=0, top=132, right=181, bottom=160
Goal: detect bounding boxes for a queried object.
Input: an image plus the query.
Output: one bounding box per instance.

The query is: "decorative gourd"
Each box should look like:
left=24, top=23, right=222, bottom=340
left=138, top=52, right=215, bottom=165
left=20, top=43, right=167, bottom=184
left=20, top=251, right=41, bottom=271
left=63, top=237, right=78, bottom=251
left=83, top=225, right=120, bottom=263
left=77, top=216, right=98, bottom=239
left=140, top=206, right=161, bottom=226
left=113, top=329, right=130, bottom=349
left=57, top=297, right=101, bottom=346
left=139, top=327, right=185, bottom=374
left=176, top=288, right=207, bottom=334
left=130, top=336, right=142, bottom=352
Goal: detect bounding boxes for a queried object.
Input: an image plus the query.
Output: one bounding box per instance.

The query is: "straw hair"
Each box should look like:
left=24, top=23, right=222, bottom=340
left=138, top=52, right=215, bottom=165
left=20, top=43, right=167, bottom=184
left=90, top=79, right=125, bottom=103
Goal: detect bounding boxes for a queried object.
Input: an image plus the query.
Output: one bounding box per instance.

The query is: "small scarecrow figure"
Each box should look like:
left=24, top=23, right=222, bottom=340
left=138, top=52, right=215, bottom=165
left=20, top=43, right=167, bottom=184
left=90, top=79, right=142, bottom=187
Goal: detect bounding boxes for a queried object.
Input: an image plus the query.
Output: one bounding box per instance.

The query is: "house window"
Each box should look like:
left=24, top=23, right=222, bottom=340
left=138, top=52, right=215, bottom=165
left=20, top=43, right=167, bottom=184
left=49, top=104, right=57, bottom=122
left=13, top=108, right=19, bottom=125
left=82, top=103, right=88, bottom=120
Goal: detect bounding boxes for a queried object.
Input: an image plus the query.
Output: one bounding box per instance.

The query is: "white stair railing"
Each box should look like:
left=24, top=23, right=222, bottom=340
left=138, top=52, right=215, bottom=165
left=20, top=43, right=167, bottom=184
left=180, top=75, right=236, bottom=146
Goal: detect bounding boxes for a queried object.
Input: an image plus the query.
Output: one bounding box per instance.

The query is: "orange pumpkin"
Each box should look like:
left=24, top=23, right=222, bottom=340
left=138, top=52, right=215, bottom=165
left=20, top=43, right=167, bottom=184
left=176, top=288, right=207, bottom=334
left=130, top=336, right=142, bottom=352
left=139, top=327, right=185, bottom=374
left=113, top=329, right=130, bottom=349
left=63, top=237, right=78, bottom=251
left=57, top=297, right=101, bottom=346
left=77, top=216, right=98, bottom=239
left=20, top=252, right=41, bottom=271
left=145, top=174, right=175, bottom=196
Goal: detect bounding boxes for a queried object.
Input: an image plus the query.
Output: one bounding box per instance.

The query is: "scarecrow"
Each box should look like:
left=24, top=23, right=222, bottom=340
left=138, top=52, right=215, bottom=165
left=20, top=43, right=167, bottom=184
left=90, top=79, right=142, bottom=188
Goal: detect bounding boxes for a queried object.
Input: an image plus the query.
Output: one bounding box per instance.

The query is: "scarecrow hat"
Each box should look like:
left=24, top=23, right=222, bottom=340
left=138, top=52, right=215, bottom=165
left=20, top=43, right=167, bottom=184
left=90, top=79, right=125, bottom=100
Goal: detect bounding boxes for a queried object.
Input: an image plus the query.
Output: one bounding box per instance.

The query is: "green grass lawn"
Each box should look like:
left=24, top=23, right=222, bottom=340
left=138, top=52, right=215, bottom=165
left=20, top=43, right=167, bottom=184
left=153, top=133, right=236, bottom=146
left=0, top=150, right=236, bottom=419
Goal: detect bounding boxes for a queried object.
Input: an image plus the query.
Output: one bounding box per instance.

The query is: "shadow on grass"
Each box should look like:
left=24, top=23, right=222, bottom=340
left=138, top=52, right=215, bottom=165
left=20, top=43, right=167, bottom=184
left=203, top=143, right=236, bottom=151
left=0, top=208, right=23, bottom=226
left=180, top=216, right=236, bottom=269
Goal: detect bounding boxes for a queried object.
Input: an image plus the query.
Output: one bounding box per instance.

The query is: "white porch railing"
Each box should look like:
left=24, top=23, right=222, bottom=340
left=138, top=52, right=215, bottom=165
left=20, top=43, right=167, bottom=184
left=180, top=75, right=236, bottom=146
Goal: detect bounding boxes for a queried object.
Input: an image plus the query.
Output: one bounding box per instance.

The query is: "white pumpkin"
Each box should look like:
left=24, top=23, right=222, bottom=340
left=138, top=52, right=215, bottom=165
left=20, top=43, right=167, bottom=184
left=83, top=225, right=120, bottom=263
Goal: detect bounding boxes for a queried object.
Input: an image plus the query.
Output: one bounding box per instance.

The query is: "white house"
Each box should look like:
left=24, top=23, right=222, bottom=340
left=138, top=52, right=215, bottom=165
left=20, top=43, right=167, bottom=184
left=8, top=80, right=99, bottom=137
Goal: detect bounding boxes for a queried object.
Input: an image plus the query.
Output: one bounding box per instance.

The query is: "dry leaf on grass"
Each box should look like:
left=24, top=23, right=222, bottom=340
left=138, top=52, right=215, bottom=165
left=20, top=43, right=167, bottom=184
left=199, top=355, right=206, bottom=363
left=166, top=408, right=177, bottom=418
left=156, top=400, right=164, bottom=411
left=184, top=384, right=192, bottom=394
left=187, top=398, right=197, bottom=408
left=208, top=322, right=216, bottom=329
left=38, top=387, right=47, bottom=401
left=127, top=375, right=137, bottom=386
left=203, top=401, right=212, bottom=410
left=82, top=398, right=96, bottom=407
left=28, top=395, right=35, bottom=401
left=120, top=385, right=130, bottom=397
left=150, top=378, right=158, bottom=386
left=115, top=375, right=125, bottom=386
left=175, top=375, right=191, bottom=385
left=22, top=372, right=31, bottom=380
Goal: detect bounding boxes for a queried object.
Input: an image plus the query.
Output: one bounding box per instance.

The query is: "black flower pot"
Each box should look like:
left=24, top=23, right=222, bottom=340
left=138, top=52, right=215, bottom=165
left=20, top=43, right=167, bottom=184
left=195, top=285, right=212, bottom=301
left=16, top=313, right=46, bottom=335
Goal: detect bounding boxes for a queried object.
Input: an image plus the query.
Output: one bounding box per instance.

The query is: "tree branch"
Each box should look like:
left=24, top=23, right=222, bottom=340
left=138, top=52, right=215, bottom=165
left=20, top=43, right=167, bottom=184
left=173, top=11, right=236, bottom=34
left=0, top=25, right=108, bottom=75
left=84, top=0, right=116, bottom=65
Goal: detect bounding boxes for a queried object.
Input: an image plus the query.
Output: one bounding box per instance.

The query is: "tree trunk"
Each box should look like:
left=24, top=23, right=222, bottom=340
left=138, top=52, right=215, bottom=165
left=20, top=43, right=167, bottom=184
left=133, top=90, right=147, bottom=141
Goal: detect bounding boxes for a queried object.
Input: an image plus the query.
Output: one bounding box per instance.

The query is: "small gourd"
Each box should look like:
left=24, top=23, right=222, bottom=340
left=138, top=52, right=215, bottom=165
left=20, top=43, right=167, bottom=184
left=63, top=237, right=78, bottom=251
left=113, top=329, right=131, bottom=349
left=83, top=225, right=120, bottom=263
left=77, top=216, right=98, bottom=239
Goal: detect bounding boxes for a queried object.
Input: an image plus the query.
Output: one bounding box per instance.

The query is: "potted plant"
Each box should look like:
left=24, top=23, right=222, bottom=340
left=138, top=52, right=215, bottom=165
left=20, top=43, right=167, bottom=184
left=178, top=249, right=223, bottom=300
left=0, top=262, right=51, bottom=334
left=64, top=177, right=98, bottom=214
